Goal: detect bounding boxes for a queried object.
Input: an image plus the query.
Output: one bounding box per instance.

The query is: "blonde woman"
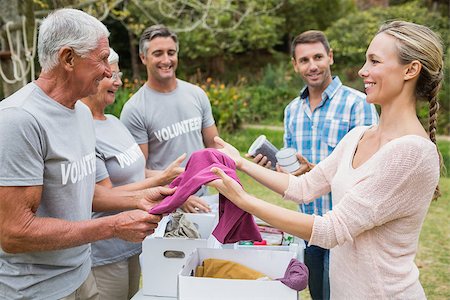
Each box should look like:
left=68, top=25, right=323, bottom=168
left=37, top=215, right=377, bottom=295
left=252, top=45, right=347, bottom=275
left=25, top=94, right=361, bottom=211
left=209, top=21, right=443, bottom=299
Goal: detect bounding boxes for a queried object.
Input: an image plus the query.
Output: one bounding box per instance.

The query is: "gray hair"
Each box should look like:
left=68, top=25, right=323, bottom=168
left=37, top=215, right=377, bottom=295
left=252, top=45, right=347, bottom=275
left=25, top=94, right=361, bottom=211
left=139, top=24, right=178, bottom=58
left=108, top=47, right=119, bottom=65
left=38, top=8, right=110, bottom=72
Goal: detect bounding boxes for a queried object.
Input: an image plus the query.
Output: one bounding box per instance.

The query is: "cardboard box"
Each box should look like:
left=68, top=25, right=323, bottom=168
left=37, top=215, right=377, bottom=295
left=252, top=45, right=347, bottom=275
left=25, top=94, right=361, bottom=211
left=178, top=248, right=299, bottom=300
left=141, top=213, right=217, bottom=297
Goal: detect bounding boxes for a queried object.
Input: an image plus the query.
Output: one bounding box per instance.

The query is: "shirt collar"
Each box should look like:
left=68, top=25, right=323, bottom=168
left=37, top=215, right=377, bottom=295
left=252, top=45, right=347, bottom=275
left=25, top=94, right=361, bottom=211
left=299, top=76, right=342, bottom=102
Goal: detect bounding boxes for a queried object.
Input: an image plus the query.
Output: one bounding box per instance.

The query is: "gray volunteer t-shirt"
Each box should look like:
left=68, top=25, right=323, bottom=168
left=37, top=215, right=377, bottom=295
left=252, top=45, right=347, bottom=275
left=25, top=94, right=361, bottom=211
left=91, top=115, right=145, bottom=267
left=120, top=79, right=215, bottom=170
left=0, top=83, right=96, bottom=300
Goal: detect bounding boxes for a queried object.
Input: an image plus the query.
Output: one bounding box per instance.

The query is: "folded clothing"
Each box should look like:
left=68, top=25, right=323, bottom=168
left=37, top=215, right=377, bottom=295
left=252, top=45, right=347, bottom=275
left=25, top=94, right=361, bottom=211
left=164, top=212, right=200, bottom=239
left=194, top=257, right=308, bottom=292
left=195, top=258, right=268, bottom=280
left=150, top=148, right=261, bottom=244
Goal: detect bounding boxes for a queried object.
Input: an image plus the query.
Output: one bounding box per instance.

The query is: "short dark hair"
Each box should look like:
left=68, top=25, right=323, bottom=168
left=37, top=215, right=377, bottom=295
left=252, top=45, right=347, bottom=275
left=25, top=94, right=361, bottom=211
left=291, top=30, right=330, bottom=58
left=139, top=24, right=178, bottom=57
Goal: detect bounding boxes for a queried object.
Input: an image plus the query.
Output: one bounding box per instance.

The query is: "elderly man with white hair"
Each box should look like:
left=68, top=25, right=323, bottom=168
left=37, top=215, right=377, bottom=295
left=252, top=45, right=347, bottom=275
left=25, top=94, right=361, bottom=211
left=0, top=9, right=170, bottom=300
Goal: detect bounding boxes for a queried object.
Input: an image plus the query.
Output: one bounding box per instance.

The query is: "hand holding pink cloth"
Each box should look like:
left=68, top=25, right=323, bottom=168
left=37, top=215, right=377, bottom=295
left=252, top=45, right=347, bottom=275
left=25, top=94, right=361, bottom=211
left=149, top=148, right=262, bottom=244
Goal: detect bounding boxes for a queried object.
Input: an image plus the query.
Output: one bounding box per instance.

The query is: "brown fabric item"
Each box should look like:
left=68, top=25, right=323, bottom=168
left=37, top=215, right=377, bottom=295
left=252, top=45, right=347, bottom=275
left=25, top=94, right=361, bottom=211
left=195, top=258, right=268, bottom=280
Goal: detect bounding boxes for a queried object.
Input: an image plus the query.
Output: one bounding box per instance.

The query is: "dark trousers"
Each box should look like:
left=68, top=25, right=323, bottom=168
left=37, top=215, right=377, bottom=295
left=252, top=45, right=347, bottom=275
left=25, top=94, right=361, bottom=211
left=304, top=242, right=330, bottom=300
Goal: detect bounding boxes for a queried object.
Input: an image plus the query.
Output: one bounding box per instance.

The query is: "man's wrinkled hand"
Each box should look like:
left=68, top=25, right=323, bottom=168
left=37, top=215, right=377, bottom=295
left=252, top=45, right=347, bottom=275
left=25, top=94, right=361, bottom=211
left=113, top=210, right=162, bottom=242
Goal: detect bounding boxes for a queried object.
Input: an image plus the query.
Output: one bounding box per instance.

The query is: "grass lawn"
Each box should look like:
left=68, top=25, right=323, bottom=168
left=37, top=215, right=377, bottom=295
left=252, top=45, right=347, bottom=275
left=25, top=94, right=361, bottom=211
left=222, top=128, right=450, bottom=299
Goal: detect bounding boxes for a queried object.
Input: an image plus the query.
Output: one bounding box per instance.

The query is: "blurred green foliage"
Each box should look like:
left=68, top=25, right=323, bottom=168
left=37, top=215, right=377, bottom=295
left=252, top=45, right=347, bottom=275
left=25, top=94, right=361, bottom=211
left=21, top=0, right=448, bottom=135
left=281, top=0, right=356, bottom=38
left=244, top=62, right=300, bottom=123
left=437, top=140, right=450, bottom=177
left=203, top=78, right=250, bottom=133
left=326, top=1, right=448, bottom=74
left=178, top=1, right=285, bottom=59
left=326, top=1, right=449, bottom=135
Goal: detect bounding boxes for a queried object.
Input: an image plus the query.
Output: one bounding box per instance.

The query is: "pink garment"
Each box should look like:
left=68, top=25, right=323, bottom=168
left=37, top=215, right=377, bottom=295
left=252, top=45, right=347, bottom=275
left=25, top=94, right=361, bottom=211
left=150, top=148, right=261, bottom=244
left=277, top=258, right=309, bottom=291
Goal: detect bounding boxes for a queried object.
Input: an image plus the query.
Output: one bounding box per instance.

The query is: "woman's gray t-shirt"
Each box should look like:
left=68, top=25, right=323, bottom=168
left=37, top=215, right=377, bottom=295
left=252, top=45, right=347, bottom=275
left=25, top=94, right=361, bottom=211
left=91, top=115, right=145, bottom=266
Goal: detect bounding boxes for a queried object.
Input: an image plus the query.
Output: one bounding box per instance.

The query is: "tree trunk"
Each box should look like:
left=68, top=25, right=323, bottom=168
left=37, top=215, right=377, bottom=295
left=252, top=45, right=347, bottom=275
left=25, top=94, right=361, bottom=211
left=209, top=56, right=225, bottom=75
left=128, top=31, right=140, bottom=80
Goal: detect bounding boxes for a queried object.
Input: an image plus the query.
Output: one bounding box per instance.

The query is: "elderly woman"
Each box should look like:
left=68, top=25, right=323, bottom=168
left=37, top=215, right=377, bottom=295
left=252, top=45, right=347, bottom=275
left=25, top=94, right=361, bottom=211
left=81, top=48, right=185, bottom=299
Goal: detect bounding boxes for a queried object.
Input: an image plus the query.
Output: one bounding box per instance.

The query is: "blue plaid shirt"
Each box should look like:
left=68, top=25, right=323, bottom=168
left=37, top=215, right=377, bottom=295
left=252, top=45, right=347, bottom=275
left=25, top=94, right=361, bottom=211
left=284, top=76, right=378, bottom=216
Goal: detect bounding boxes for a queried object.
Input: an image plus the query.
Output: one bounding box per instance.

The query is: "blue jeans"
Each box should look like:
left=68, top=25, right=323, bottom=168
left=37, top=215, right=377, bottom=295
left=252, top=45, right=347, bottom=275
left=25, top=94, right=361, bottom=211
left=304, top=242, right=330, bottom=300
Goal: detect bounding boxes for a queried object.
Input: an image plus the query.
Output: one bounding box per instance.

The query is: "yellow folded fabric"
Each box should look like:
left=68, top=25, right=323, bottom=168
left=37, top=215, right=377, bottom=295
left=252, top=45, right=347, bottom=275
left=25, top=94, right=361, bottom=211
left=196, top=265, right=204, bottom=277
left=195, top=258, right=268, bottom=280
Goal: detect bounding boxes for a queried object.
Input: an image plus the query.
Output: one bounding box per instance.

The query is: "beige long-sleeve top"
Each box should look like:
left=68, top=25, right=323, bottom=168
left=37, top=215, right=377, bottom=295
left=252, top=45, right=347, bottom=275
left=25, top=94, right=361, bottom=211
left=284, top=126, right=439, bottom=299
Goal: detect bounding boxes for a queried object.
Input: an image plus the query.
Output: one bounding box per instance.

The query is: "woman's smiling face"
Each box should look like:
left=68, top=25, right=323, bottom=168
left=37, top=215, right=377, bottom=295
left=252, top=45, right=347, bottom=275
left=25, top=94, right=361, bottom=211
left=358, top=33, right=408, bottom=105
left=94, top=62, right=122, bottom=108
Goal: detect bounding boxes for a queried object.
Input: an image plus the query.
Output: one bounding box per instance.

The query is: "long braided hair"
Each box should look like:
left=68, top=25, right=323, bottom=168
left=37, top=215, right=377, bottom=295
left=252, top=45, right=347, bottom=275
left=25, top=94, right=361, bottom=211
left=378, top=21, right=444, bottom=200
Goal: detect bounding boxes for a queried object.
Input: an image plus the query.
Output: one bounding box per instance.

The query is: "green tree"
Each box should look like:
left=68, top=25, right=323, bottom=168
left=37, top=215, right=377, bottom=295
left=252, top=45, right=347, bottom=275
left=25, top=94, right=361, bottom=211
left=327, top=0, right=448, bottom=72
left=115, top=0, right=285, bottom=76
left=51, top=0, right=285, bottom=77
left=19, top=0, right=287, bottom=79
left=282, top=0, right=356, bottom=36
left=326, top=0, right=449, bottom=133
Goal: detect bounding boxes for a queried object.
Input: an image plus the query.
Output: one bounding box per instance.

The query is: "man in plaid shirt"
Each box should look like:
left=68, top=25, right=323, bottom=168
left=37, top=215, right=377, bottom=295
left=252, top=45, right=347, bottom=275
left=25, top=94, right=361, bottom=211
left=284, top=31, right=378, bottom=299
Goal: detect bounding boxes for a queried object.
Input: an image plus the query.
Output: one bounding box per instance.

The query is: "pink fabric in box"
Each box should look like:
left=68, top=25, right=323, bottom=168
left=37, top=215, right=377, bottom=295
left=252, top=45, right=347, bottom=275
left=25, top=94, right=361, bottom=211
left=150, top=148, right=261, bottom=244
